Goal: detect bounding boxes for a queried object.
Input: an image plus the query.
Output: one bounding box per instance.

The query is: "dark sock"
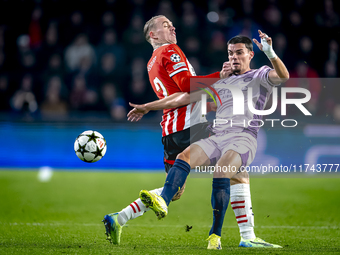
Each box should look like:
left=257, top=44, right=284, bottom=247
left=209, top=178, right=230, bottom=237
left=160, top=159, right=190, bottom=205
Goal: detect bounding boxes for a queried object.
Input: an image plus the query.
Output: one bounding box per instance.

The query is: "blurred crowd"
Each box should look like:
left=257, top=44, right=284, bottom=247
left=0, top=0, right=339, bottom=122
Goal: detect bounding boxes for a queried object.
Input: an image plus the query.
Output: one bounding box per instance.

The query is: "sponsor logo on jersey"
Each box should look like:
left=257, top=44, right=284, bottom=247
left=147, top=56, right=157, bottom=72
left=244, top=77, right=253, bottom=82
left=170, top=54, right=181, bottom=62
left=172, top=62, right=186, bottom=70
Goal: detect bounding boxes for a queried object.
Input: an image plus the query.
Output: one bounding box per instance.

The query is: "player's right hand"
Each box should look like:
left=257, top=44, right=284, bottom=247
left=127, top=109, right=144, bottom=122
left=127, top=103, right=149, bottom=122
left=220, top=61, right=232, bottom=79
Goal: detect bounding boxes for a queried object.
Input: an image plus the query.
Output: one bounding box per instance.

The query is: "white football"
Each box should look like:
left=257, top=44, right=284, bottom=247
left=74, top=130, right=107, bottom=163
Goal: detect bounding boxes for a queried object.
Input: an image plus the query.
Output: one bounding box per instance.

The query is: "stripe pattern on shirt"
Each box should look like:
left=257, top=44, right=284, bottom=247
left=169, top=67, right=189, bottom=77
left=161, top=105, right=191, bottom=136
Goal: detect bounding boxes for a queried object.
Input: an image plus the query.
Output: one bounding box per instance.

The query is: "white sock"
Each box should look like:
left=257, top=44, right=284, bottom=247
left=117, top=187, right=163, bottom=226
left=230, top=184, right=256, bottom=240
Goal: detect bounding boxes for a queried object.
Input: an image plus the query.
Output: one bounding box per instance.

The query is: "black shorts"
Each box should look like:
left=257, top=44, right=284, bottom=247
left=162, top=122, right=213, bottom=173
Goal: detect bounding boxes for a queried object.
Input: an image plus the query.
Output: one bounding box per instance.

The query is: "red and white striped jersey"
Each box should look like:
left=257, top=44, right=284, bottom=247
left=147, top=43, right=195, bottom=137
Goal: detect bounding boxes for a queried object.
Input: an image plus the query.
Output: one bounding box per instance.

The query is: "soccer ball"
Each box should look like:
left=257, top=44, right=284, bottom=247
left=74, top=130, right=107, bottom=163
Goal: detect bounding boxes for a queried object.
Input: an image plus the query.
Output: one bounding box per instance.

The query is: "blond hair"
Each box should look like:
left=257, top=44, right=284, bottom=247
left=144, top=15, right=165, bottom=44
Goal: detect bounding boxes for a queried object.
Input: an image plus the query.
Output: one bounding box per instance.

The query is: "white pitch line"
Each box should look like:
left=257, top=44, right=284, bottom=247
left=1, top=222, right=339, bottom=229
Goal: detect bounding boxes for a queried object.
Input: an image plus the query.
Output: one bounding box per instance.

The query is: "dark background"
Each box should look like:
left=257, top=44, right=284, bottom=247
left=0, top=0, right=339, bottom=123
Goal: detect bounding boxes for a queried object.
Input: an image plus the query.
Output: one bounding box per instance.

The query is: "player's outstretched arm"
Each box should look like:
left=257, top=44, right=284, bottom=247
left=127, top=90, right=208, bottom=122
left=127, top=92, right=187, bottom=122
left=253, top=30, right=289, bottom=85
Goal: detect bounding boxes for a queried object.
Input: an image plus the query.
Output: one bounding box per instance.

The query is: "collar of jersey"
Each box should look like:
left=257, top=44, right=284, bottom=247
left=233, top=69, right=254, bottom=76
left=153, top=43, right=171, bottom=52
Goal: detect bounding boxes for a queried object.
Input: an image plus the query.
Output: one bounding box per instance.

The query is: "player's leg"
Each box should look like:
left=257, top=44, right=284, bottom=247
left=102, top=186, right=163, bottom=244
left=102, top=161, right=173, bottom=244
left=140, top=144, right=211, bottom=218
left=161, top=144, right=210, bottom=204
left=171, top=180, right=186, bottom=201
left=165, top=162, right=187, bottom=202
left=207, top=150, right=241, bottom=250
left=231, top=173, right=282, bottom=248
left=230, top=172, right=256, bottom=240
left=223, top=143, right=282, bottom=249
left=103, top=128, right=195, bottom=243
left=168, top=122, right=214, bottom=202
left=103, top=166, right=180, bottom=244
left=117, top=187, right=163, bottom=225
left=167, top=122, right=213, bottom=202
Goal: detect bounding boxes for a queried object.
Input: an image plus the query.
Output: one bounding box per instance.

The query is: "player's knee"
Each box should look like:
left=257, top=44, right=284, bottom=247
left=171, top=185, right=186, bottom=201
left=176, top=149, right=190, bottom=164
left=231, top=171, right=249, bottom=185
left=176, top=152, right=187, bottom=162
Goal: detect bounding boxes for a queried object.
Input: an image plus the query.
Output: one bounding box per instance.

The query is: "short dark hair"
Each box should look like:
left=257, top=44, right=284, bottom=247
left=227, top=35, right=253, bottom=52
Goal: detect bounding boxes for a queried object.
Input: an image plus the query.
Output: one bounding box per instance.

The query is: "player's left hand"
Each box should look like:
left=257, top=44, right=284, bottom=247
left=252, top=30, right=272, bottom=51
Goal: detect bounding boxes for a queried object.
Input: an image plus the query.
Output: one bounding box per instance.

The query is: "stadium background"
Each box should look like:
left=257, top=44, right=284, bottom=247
left=0, top=0, right=339, bottom=170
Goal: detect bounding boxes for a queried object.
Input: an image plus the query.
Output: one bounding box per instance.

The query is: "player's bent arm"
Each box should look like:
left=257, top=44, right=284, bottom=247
left=268, top=57, right=290, bottom=85
left=253, top=30, right=289, bottom=85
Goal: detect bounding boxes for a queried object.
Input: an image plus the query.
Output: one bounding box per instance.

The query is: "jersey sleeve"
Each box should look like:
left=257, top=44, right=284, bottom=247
left=161, top=46, right=220, bottom=93
left=257, top=65, right=279, bottom=90
left=173, top=71, right=220, bottom=93
left=162, top=47, right=190, bottom=78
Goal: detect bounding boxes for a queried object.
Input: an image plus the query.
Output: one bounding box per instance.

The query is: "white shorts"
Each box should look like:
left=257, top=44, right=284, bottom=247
left=193, top=131, right=257, bottom=167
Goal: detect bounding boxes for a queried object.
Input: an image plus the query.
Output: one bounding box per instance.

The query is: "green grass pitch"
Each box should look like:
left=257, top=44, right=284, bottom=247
left=0, top=170, right=339, bottom=254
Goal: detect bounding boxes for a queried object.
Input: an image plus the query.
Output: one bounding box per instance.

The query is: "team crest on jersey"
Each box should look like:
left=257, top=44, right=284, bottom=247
left=170, top=54, right=181, bottom=62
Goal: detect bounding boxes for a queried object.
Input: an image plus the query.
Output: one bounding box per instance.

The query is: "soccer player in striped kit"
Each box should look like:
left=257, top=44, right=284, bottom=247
left=102, top=15, right=230, bottom=245
left=137, top=31, right=289, bottom=249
